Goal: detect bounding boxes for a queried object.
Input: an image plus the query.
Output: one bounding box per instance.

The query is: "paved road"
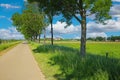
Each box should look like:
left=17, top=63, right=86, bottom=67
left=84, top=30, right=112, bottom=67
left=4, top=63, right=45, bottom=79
left=0, top=43, right=45, bottom=80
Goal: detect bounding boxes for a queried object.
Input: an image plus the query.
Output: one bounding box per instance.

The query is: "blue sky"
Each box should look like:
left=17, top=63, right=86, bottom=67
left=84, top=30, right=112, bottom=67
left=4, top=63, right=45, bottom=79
left=0, top=0, right=120, bottom=39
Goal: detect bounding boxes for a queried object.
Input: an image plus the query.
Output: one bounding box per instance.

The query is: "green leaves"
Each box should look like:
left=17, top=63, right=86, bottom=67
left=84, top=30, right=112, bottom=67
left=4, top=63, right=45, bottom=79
left=58, top=0, right=112, bottom=24
left=90, top=0, right=112, bottom=22
left=27, top=0, right=112, bottom=55
left=12, top=4, right=47, bottom=40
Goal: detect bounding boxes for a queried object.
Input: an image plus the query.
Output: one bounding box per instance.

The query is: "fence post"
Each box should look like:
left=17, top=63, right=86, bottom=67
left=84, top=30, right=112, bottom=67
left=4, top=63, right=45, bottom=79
left=106, top=52, right=108, bottom=58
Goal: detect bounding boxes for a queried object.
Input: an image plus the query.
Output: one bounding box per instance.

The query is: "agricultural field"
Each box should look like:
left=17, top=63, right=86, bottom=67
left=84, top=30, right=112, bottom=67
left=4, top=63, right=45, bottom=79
left=30, top=41, right=120, bottom=80
left=55, top=41, right=120, bottom=59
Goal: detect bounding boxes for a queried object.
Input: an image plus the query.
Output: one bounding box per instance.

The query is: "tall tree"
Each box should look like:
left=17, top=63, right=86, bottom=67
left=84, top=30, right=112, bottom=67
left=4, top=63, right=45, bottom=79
left=12, top=4, right=46, bottom=42
left=58, top=0, right=112, bottom=56
left=28, top=0, right=60, bottom=45
left=28, top=0, right=112, bottom=56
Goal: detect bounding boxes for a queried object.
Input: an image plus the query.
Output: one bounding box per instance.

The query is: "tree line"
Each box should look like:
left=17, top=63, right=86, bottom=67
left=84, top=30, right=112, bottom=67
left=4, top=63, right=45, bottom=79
left=87, top=36, right=120, bottom=41
left=87, top=37, right=106, bottom=41
left=107, top=36, right=120, bottom=41
left=12, top=4, right=48, bottom=43
left=12, top=0, right=112, bottom=56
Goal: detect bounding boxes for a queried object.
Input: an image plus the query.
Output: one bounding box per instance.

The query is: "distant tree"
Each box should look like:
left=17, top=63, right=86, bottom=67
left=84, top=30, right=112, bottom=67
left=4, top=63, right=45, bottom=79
left=107, top=37, right=111, bottom=41
left=28, top=0, right=61, bottom=45
left=87, top=37, right=95, bottom=41
left=12, top=4, right=46, bottom=42
left=95, top=37, right=105, bottom=41
left=108, top=36, right=120, bottom=41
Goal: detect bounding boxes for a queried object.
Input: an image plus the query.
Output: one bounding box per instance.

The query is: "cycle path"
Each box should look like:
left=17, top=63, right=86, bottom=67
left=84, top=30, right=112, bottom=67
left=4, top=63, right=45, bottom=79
left=0, top=43, right=45, bottom=80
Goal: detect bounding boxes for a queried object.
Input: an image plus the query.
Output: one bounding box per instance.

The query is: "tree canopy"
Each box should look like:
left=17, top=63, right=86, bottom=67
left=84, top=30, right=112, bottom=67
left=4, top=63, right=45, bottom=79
left=28, top=0, right=61, bottom=45
left=58, top=0, right=112, bottom=56
left=27, top=0, right=112, bottom=56
left=12, top=4, right=46, bottom=41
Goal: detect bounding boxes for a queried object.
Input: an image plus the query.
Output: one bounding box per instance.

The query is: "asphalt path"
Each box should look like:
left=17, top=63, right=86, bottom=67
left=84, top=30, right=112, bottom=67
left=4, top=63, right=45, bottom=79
left=0, top=43, right=45, bottom=80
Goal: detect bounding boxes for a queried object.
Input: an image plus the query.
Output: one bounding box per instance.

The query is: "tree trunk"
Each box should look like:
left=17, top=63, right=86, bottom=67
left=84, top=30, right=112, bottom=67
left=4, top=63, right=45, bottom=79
left=36, top=35, right=37, bottom=40
left=31, top=36, right=32, bottom=41
left=38, top=34, right=41, bottom=43
left=34, top=36, right=36, bottom=41
left=50, top=19, right=53, bottom=45
left=44, top=28, right=46, bottom=44
left=80, top=11, right=87, bottom=56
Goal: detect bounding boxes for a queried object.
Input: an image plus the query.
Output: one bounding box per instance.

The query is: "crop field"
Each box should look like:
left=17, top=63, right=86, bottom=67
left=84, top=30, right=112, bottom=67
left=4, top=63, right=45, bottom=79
left=30, top=41, right=120, bottom=80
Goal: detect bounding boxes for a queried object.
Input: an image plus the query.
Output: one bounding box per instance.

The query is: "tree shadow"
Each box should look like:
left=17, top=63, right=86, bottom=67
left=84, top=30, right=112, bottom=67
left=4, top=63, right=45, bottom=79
left=33, top=44, right=79, bottom=54
left=51, top=53, right=120, bottom=80
left=33, top=44, right=120, bottom=80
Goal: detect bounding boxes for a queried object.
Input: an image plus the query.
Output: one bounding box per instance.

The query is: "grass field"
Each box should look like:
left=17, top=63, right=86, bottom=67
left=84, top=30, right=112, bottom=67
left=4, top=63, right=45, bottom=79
left=30, top=41, right=120, bottom=80
left=0, top=41, right=21, bottom=55
left=54, top=41, right=120, bottom=58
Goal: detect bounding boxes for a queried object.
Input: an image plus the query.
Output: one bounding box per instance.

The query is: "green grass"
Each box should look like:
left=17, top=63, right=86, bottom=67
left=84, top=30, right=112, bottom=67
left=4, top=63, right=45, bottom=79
left=29, top=41, right=120, bottom=80
left=55, top=42, right=120, bottom=59
left=0, top=41, right=21, bottom=52
left=30, top=42, right=61, bottom=80
left=86, top=42, right=120, bottom=59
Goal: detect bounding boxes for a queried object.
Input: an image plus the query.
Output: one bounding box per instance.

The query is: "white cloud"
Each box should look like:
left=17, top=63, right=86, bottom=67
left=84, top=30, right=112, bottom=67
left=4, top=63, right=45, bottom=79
left=74, top=36, right=80, bottom=39
left=0, top=27, right=24, bottom=39
left=45, top=17, right=120, bottom=38
left=87, top=3, right=120, bottom=20
left=87, top=19, right=120, bottom=33
left=110, top=5, right=120, bottom=18
left=112, top=0, right=120, bottom=2
left=86, top=2, right=120, bottom=38
left=24, top=0, right=27, bottom=2
left=45, top=21, right=81, bottom=39
left=87, top=32, right=107, bottom=38
left=0, top=16, right=6, bottom=18
left=0, top=4, right=20, bottom=9
left=86, top=18, right=120, bottom=38
left=46, top=21, right=80, bottom=35
left=45, top=2, right=120, bottom=39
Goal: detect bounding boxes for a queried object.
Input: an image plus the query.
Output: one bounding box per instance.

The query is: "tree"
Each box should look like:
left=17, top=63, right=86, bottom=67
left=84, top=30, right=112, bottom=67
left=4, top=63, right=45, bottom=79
left=0, top=39, right=2, bottom=44
left=28, top=0, right=60, bottom=45
left=43, top=21, right=49, bottom=44
left=12, top=4, right=46, bottom=42
left=108, top=36, right=120, bottom=41
left=87, top=37, right=95, bottom=41
left=95, top=37, right=105, bottom=41
left=58, top=0, right=112, bottom=56
left=28, top=0, right=112, bottom=56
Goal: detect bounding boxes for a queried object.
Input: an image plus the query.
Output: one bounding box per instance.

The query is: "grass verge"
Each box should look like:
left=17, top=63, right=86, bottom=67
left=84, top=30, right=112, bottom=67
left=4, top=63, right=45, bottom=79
left=0, top=41, right=21, bottom=56
left=29, top=42, right=61, bottom=80
left=29, top=42, right=120, bottom=80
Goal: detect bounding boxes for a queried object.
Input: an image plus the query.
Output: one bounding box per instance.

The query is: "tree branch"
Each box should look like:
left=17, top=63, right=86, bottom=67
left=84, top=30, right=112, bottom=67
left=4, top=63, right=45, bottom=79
left=73, top=14, right=81, bottom=23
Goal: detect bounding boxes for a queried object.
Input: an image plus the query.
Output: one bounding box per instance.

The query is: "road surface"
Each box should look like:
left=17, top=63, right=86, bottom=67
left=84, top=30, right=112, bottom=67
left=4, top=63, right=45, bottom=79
left=0, top=43, right=45, bottom=80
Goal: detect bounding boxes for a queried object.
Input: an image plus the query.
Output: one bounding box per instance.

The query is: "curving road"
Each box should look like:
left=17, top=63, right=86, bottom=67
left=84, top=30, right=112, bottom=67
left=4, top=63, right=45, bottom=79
left=0, top=43, right=45, bottom=80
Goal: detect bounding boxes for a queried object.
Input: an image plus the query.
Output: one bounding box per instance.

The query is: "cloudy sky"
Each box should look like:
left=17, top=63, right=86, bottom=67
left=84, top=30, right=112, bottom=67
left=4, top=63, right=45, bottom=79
left=0, top=0, right=120, bottom=39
